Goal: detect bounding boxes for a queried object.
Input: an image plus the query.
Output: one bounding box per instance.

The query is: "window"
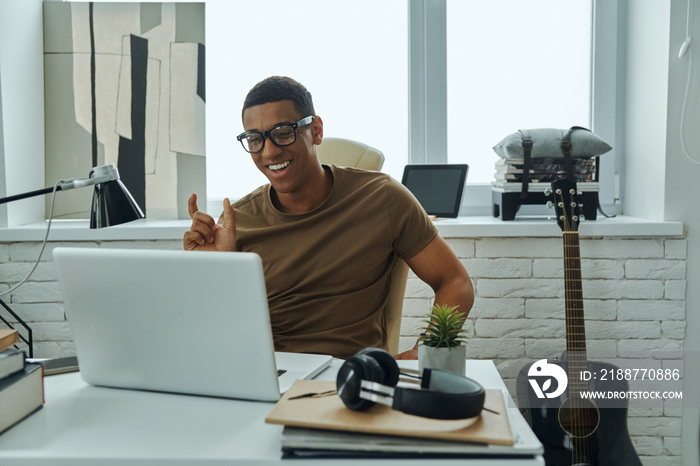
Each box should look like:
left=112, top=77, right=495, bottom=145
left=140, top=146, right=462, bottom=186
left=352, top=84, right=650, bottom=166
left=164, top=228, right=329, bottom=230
left=206, top=0, right=409, bottom=202
left=58, top=0, right=623, bottom=219
left=446, top=0, right=592, bottom=184
left=410, top=0, right=620, bottom=215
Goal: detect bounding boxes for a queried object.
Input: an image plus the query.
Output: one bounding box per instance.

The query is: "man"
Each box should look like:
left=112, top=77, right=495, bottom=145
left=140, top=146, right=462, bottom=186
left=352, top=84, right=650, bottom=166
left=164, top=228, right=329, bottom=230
left=184, top=76, right=473, bottom=359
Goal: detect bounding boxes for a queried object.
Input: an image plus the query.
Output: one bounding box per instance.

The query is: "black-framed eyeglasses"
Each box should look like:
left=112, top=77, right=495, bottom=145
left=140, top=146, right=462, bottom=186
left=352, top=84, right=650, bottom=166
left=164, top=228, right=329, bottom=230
left=236, top=116, right=315, bottom=154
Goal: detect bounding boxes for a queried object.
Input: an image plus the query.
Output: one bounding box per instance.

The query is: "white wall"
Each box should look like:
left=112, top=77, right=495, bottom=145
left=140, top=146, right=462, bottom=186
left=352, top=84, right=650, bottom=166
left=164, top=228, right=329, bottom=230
left=0, top=0, right=46, bottom=226
left=625, top=0, right=700, bottom=463
left=664, top=0, right=700, bottom=464
left=623, top=0, right=671, bottom=221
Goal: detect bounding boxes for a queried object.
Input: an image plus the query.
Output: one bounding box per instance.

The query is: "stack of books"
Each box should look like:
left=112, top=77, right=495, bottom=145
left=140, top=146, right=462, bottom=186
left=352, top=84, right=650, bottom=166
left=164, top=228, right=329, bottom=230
left=493, top=157, right=597, bottom=186
left=264, top=379, right=544, bottom=459
left=0, top=329, right=44, bottom=435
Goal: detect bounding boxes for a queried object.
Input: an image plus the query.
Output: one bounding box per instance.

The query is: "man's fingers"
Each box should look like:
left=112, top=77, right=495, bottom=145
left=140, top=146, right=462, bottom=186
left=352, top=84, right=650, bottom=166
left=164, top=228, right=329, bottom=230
left=188, top=193, right=199, bottom=219
left=183, top=230, right=205, bottom=249
left=221, top=198, right=236, bottom=230
left=184, top=196, right=235, bottom=252
left=189, top=216, right=216, bottom=243
left=190, top=211, right=215, bottom=229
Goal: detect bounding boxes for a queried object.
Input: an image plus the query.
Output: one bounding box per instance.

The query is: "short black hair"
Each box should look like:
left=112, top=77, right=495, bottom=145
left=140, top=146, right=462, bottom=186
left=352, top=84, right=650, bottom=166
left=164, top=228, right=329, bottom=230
left=241, top=76, right=315, bottom=121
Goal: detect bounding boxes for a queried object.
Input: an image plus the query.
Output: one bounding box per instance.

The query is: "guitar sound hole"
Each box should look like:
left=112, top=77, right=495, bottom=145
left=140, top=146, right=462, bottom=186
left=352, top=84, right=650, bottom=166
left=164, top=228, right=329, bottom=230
left=558, top=398, right=600, bottom=439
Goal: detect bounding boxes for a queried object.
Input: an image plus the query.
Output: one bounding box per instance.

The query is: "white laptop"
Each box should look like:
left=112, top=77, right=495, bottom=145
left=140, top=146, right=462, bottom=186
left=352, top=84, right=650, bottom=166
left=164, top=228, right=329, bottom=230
left=52, top=247, right=332, bottom=402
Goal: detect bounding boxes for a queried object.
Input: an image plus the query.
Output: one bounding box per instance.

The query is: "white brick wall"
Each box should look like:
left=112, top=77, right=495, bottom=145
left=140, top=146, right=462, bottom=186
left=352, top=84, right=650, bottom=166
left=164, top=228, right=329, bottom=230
left=0, top=235, right=686, bottom=464
left=400, top=236, right=687, bottom=466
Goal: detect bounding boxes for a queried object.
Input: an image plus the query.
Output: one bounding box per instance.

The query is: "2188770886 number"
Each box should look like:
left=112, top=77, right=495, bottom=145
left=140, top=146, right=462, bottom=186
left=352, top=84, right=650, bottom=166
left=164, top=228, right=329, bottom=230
left=582, top=368, right=681, bottom=381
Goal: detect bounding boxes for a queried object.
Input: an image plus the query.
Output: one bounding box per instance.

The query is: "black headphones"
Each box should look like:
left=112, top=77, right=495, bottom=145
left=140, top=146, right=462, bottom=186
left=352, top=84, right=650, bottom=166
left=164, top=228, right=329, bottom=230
left=336, top=348, right=485, bottom=420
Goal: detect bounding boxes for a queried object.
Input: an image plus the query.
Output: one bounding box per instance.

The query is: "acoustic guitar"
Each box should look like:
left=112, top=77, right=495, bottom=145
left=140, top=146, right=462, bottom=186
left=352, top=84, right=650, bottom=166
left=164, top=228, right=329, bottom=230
left=517, top=178, right=641, bottom=465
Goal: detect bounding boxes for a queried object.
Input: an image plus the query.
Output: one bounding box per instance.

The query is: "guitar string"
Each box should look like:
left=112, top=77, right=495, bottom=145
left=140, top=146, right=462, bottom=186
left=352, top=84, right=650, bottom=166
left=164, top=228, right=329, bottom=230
left=571, top=233, right=585, bottom=464
left=569, top=203, right=586, bottom=463
left=579, top=240, right=592, bottom=464
left=561, top=191, right=589, bottom=464
left=560, top=193, right=575, bottom=464
left=574, top=205, right=594, bottom=463
left=568, top=237, right=583, bottom=464
left=570, top=202, right=584, bottom=463
left=560, top=192, right=579, bottom=465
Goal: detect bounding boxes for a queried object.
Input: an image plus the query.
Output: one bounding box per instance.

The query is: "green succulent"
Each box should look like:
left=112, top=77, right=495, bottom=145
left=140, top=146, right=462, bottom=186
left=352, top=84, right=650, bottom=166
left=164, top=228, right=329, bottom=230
left=418, top=304, right=467, bottom=348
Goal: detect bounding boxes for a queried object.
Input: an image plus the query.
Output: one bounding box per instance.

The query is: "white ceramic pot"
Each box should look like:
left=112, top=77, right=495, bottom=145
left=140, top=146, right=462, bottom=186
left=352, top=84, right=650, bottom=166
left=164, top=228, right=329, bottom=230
left=418, top=344, right=466, bottom=376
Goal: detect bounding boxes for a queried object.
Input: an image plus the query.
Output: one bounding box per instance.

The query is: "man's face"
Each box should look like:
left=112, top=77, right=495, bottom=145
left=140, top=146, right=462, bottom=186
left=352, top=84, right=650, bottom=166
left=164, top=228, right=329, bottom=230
left=242, top=100, right=322, bottom=196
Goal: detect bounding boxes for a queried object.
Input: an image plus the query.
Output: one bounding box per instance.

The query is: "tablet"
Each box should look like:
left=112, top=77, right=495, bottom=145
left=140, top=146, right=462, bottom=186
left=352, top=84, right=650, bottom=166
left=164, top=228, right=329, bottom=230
left=401, top=164, right=469, bottom=218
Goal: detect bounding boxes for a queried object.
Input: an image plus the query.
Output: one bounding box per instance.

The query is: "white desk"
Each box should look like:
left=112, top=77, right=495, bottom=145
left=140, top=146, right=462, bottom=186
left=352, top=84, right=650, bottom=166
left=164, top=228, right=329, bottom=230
left=0, top=360, right=543, bottom=465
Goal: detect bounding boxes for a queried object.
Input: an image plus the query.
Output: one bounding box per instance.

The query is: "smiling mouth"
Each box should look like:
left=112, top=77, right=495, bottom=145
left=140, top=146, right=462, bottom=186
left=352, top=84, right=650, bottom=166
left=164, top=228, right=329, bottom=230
left=268, top=160, right=291, bottom=171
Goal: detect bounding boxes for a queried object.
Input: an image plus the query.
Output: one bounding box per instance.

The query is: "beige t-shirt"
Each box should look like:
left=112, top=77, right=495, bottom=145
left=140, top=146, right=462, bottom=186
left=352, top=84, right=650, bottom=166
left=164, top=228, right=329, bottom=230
left=231, top=164, right=437, bottom=358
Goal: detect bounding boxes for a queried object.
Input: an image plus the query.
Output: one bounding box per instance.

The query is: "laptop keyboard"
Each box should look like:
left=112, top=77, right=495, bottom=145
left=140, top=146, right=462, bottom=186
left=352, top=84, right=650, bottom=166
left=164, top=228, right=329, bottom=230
left=277, top=369, right=287, bottom=377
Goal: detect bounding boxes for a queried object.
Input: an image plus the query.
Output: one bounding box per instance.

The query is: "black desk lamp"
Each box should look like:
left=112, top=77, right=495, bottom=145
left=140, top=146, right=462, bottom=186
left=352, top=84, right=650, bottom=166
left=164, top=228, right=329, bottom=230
left=0, top=164, right=144, bottom=228
left=0, top=164, right=145, bottom=356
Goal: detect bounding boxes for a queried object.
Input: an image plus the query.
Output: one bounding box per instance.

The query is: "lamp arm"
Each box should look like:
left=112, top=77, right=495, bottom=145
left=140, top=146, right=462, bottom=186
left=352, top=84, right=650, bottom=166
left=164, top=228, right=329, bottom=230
left=0, top=186, right=59, bottom=205
left=59, top=173, right=115, bottom=191
left=0, top=164, right=119, bottom=205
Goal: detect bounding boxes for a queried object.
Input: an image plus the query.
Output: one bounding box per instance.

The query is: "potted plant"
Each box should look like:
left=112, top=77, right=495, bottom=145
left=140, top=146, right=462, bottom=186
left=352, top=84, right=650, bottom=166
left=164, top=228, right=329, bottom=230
left=418, top=304, right=467, bottom=375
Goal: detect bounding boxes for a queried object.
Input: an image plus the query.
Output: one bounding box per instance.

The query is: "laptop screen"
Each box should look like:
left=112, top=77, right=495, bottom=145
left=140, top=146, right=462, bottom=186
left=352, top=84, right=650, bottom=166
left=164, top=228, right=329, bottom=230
left=401, top=164, right=468, bottom=218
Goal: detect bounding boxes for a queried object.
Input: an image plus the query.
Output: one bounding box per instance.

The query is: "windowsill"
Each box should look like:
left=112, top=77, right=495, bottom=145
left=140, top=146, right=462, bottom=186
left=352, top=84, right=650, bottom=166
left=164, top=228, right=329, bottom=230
left=0, top=215, right=684, bottom=242
left=0, top=219, right=192, bottom=242
left=433, top=215, right=684, bottom=238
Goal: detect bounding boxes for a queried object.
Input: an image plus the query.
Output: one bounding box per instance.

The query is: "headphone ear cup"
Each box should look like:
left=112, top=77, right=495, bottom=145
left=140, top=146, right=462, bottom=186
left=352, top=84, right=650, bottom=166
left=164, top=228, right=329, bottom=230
left=355, top=348, right=400, bottom=387
left=336, top=354, right=384, bottom=411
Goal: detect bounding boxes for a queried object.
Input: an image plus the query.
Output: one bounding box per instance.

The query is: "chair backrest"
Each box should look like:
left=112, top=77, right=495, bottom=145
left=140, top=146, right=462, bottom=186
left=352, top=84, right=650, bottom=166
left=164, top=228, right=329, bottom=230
left=316, top=137, right=406, bottom=355
left=384, top=259, right=409, bottom=355
left=317, top=137, right=385, bottom=171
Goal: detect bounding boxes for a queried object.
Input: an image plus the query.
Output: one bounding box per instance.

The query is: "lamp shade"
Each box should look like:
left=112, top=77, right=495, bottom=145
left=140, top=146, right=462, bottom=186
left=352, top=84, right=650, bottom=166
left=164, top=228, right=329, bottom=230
left=90, top=178, right=145, bottom=229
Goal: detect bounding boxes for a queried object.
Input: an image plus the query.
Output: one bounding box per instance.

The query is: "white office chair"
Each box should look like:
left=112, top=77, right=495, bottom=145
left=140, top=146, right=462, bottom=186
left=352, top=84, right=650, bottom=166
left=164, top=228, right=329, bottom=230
left=316, top=137, right=385, bottom=171
left=317, top=137, right=408, bottom=355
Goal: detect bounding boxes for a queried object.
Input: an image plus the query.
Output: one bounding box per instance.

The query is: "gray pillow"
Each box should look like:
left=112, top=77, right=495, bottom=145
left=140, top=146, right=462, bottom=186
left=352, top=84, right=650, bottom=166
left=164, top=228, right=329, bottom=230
left=493, top=128, right=612, bottom=159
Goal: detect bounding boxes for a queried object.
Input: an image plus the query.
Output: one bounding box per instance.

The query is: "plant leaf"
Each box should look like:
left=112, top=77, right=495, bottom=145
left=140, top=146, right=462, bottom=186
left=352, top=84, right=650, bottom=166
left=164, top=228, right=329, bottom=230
left=419, top=304, right=467, bottom=347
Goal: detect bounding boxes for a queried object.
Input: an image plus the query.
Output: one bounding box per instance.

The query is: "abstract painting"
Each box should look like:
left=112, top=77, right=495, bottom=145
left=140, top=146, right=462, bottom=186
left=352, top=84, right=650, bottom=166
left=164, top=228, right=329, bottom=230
left=43, top=2, right=205, bottom=219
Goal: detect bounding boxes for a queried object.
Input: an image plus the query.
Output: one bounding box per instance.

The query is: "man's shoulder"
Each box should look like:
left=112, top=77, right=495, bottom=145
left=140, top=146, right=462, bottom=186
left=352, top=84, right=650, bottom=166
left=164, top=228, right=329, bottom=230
left=232, top=185, right=267, bottom=211
left=332, top=165, right=414, bottom=202
left=331, top=164, right=396, bottom=191
left=332, top=164, right=389, bottom=179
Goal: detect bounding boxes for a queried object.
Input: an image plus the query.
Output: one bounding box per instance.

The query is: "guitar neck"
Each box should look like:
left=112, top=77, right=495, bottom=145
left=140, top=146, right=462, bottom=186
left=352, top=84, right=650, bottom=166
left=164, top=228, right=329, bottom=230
left=564, top=231, right=587, bottom=384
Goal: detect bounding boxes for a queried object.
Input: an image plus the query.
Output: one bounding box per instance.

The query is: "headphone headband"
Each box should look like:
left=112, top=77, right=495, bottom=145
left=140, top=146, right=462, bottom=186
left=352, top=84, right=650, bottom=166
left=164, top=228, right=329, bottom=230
left=395, top=368, right=484, bottom=419
left=337, top=348, right=484, bottom=420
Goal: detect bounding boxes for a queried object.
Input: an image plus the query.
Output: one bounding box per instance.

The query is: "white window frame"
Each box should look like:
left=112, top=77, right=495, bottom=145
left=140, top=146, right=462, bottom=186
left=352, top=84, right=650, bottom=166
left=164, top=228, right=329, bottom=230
left=408, top=0, right=625, bottom=216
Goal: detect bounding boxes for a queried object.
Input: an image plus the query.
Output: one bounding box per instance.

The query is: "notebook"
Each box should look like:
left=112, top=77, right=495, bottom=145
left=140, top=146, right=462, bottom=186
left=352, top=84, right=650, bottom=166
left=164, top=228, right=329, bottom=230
left=52, top=248, right=332, bottom=402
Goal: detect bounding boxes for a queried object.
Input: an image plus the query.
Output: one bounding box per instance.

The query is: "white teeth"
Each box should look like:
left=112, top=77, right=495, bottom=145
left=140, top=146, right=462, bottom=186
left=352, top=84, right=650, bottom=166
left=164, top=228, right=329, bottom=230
left=269, top=161, right=290, bottom=171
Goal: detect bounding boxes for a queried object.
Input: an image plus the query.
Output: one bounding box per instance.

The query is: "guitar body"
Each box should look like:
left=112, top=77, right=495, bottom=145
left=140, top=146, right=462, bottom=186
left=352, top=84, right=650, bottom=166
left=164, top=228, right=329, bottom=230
left=517, top=359, right=641, bottom=466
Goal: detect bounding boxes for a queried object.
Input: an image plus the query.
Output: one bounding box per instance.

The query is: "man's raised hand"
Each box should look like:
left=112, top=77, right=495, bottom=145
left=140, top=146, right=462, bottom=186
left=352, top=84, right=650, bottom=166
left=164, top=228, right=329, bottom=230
left=183, top=194, right=236, bottom=252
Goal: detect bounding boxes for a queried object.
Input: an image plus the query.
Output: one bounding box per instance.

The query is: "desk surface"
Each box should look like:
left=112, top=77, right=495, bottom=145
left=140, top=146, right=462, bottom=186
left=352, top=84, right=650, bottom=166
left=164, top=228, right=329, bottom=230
left=0, top=359, right=543, bottom=465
